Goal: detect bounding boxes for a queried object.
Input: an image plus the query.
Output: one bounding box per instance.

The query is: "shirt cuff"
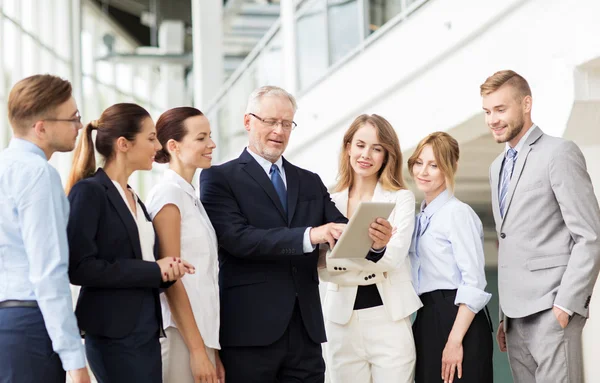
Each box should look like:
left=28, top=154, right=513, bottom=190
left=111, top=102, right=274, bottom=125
left=455, top=284, right=492, bottom=314
left=303, top=227, right=316, bottom=253
left=59, top=346, right=87, bottom=371
left=366, top=247, right=386, bottom=263
left=554, top=304, right=573, bottom=317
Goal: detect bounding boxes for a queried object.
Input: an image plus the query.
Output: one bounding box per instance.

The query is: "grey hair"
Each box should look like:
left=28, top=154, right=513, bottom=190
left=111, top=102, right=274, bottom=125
left=245, top=85, right=298, bottom=114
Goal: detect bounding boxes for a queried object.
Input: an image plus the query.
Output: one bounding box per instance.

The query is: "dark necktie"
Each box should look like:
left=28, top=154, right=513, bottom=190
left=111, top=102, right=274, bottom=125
left=270, top=164, right=287, bottom=214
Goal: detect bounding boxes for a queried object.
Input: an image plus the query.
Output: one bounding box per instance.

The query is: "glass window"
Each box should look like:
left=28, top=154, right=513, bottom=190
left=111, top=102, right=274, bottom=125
left=296, top=1, right=329, bottom=90
left=21, top=34, right=39, bottom=78
left=39, top=0, right=54, bottom=49
left=369, top=0, right=403, bottom=33
left=3, top=0, right=18, bottom=20
left=81, top=30, right=94, bottom=75
left=53, top=0, right=71, bottom=60
left=328, top=0, right=361, bottom=64
left=20, top=0, right=37, bottom=38
left=256, top=31, right=283, bottom=87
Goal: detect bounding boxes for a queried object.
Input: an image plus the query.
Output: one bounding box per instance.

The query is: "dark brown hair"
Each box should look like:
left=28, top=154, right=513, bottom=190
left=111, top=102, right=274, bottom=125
left=8, top=74, right=72, bottom=132
left=334, top=114, right=406, bottom=192
left=154, top=107, right=205, bottom=164
left=66, top=103, right=151, bottom=193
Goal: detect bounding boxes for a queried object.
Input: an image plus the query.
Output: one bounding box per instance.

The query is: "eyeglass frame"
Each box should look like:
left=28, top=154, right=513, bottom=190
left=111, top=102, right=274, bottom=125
left=248, top=113, right=297, bottom=131
left=33, top=114, right=83, bottom=127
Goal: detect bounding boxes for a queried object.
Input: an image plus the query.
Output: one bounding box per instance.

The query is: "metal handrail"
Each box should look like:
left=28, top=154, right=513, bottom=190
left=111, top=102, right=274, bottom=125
left=204, top=0, right=431, bottom=114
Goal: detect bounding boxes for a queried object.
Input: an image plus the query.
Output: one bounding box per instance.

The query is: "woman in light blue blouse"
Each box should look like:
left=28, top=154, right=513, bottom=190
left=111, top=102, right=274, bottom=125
left=408, top=132, right=493, bottom=383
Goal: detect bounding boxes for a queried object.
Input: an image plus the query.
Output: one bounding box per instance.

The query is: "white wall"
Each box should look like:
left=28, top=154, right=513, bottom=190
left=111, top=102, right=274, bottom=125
left=279, top=0, right=600, bottom=185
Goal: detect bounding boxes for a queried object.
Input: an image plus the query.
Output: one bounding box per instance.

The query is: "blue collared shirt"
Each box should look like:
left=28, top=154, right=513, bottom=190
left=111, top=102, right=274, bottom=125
left=409, top=189, right=492, bottom=313
left=0, top=138, right=86, bottom=370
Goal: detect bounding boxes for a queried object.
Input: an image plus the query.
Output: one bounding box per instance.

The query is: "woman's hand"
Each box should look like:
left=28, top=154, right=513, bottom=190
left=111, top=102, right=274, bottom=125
left=216, top=351, right=226, bottom=382
left=157, top=257, right=195, bottom=282
left=441, top=338, right=463, bottom=383
left=190, top=349, right=218, bottom=383
left=369, top=218, right=393, bottom=250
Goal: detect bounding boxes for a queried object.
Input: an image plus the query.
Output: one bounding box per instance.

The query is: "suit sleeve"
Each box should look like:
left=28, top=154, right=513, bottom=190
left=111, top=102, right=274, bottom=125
left=67, top=181, right=163, bottom=288
left=319, top=174, right=348, bottom=225
left=325, top=190, right=416, bottom=273
left=550, top=141, right=600, bottom=317
left=200, top=167, right=310, bottom=260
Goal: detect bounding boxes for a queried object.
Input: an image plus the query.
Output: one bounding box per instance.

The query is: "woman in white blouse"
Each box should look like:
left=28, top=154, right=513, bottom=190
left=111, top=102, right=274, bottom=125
left=146, top=107, right=223, bottom=383
left=319, top=114, right=422, bottom=383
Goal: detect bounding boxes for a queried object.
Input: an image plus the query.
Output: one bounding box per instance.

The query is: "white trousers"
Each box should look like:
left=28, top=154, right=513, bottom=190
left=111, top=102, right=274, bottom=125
left=161, top=326, right=217, bottom=383
left=324, top=306, right=416, bottom=383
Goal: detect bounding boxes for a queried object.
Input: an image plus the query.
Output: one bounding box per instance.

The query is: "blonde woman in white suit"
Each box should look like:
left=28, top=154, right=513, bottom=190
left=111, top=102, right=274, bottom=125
left=319, top=114, right=422, bottom=383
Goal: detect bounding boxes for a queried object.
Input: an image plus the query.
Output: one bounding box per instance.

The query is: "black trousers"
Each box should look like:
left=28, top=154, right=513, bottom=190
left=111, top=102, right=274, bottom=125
left=413, top=290, right=493, bottom=383
left=84, top=293, right=162, bottom=383
left=220, top=300, right=325, bottom=383
left=0, top=307, right=65, bottom=383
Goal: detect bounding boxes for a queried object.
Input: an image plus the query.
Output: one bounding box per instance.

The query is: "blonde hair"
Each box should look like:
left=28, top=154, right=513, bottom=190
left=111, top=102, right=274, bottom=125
left=407, top=132, right=460, bottom=192
left=480, top=70, right=531, bottom=100
left=334, top=114, right=406, bottom=193
left=245, top=85, right=298, bottom=114
left=8, top=74, right=72, bottom=132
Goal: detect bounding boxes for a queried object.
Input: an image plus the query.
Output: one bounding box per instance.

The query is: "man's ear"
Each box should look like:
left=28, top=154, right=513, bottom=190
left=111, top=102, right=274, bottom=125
left=32, top=120, right=46, bottom=138
left=243, top=114, right=251, bottom=132
left=522, top=95, right=533, bottom=114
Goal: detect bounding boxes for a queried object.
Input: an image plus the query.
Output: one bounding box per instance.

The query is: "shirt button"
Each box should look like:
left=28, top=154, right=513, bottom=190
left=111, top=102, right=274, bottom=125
left=292, top=266, right=298, bottom=274
left=500, top=233, right=506, bottom=239
left=364, top=277, right=368, bottom=281
left=334, top=267, right=339, bottom=271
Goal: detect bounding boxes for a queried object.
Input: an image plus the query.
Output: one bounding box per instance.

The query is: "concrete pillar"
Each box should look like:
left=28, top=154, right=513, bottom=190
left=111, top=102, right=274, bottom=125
left=280, top=0, right=298, bottom=95
left=0, top=0, right=7, bottom=150
left=155, top=20, right=187, bottom=109
left=191, top=0, right=223, bottom=110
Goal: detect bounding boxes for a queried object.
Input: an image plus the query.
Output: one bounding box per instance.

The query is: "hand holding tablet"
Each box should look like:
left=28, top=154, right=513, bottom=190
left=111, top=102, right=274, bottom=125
left=329, top=202, right=395, bottom=259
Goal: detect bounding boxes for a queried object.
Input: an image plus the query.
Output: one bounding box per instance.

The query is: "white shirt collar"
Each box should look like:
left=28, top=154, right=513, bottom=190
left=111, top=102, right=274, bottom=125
left=163, top=168, right=196, bottom=198
left=505, top=124, right=536, bottom=155
left=246, top=147, right=285, bottom=176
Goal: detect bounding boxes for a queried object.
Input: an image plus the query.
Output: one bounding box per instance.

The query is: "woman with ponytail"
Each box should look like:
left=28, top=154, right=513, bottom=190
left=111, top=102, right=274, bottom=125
left=65, top=103, right=195, bottom=383
left=145, top=107, right=224, bottom=383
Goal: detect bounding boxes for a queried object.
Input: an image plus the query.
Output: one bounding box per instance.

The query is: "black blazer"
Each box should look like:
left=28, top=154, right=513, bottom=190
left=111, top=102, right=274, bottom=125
left=67, top=168, right=171, bottom=339
left=200, top=149, right=347, bottom=347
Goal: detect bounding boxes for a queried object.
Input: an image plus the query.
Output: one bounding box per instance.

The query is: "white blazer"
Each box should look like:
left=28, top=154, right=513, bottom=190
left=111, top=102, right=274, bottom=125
left=319, top=183, right=422, bottom=325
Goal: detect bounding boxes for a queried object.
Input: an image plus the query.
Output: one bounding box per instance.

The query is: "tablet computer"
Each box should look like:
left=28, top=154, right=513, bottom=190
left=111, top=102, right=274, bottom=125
left=328, top=201, right=395, bottom=259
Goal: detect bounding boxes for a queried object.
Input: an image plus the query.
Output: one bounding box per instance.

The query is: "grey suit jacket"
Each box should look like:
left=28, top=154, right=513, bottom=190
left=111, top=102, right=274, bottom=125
left=490, top=126, right=600, bottom=320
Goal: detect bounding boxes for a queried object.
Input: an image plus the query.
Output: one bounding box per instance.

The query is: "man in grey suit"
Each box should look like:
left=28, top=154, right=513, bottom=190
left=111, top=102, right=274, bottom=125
left=481, top=70, right=600, bottom=382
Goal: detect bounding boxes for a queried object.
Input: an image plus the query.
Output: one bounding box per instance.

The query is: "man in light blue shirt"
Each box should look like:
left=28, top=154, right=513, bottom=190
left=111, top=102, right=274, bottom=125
left=0, top=75, right=90, bottom=383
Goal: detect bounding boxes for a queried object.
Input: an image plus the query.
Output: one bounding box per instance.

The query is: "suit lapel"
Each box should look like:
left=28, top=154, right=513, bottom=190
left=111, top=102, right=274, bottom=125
left=283, top=159, right=299, bottom=225
left=240, top=150, right=287, bottom=222
left=490, top=153, right=503, bottom=230
left=500, top=127, right=543, bottom=227
left=333, top=188, right=349, bottom=217
left=95, top=169, right=144, bottom=260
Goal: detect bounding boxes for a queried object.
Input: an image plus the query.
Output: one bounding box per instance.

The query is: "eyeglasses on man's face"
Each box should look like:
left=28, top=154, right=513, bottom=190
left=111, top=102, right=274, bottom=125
left=37, top=113, right=83, bottom=127
left=249, top=113, right=297, bottom=131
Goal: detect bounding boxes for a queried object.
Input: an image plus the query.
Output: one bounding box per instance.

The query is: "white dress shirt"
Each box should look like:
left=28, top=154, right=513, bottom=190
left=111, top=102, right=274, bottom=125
left=112, top=181, right=156, bottom=263
left=146, top=169, right=220, bottom=349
